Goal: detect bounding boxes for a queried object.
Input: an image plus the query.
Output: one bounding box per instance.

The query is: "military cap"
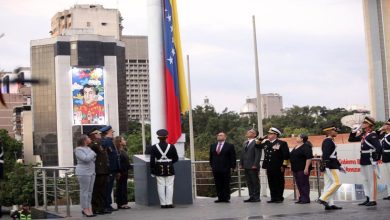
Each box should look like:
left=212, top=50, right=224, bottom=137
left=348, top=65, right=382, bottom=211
left=88, top=128, right=101, bottom=135
left=385, top=118, right=390, bottom=126
left=322, top=125, right=339, bottom=132
left=362, top=116, right=375, bottom=126
left=268, top=127, right=282, bottom=136
left=156, top=129, right=168, bottom=137
left=99, top=125, right=112, bottom=133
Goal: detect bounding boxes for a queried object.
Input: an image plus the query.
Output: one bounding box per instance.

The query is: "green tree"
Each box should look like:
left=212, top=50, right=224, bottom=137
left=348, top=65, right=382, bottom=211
left=125, top=121, right=151, bottom=161
left=0, top=129, right=33, bottom=206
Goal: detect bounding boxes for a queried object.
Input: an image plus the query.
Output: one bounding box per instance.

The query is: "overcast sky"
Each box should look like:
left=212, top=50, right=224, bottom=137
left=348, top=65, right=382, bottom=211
left=0, top=0, right=369, bottom=112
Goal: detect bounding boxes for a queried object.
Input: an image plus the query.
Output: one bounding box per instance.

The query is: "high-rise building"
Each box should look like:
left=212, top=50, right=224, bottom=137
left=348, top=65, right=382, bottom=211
left=362, top=0, right=390, bottom=121
left=122, top=35, right=150, bottom=122
left=0, top=68, right=31, bottom=137
left=50, top=4, right=123, bottom=40
left=30, top=4, right=127, bottom=167
left=31, top=35, right=125, bottom=167
left=240, top=93, right=283, bottom=119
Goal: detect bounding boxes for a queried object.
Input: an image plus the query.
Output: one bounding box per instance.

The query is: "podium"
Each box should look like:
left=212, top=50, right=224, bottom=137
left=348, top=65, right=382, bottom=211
left=133, top=155, right=193, bottom=206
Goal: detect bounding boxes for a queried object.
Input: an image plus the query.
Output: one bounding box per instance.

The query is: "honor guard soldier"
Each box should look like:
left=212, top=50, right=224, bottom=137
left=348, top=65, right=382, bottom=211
left=260, top=127, right=289, bottom=203
left=88, top=128, right=110, bottom=215
left=380, top=119, right=390, bottom=200
left=349, top=116, right=382, bottom=206
left=150, top=129, right=179, bottom=208
left=317, top=125, right=343, bottom=210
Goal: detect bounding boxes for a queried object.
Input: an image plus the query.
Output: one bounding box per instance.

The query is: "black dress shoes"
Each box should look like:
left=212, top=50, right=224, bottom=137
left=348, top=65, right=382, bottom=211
left=251, top=199, right=261, bottom=203
left=328, top=205, right=342, bottom=210
left=383, top=196, right=390, bottom=200
left=214, top=200, right=222, bottom=203
left=325, top=205, right=342, bottom=210
left=358, top=197, right=369, bottom=206
left=243, top=198, right=252, bottom=203
left=316, top=199, right=329, bottom=206
left=365, top=201, right=377, bottom=206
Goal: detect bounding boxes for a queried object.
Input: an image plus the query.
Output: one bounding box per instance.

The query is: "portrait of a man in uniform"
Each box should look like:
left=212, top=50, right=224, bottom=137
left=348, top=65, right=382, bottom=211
left=72, top=68, right=105, bottom=125
left=78, top=84, right=104, bottom=124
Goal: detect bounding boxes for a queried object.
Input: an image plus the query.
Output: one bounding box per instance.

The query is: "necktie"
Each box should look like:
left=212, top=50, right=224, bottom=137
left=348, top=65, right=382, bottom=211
left=245, top=141, right=249, bottom=151
left=216, top=143, right=222, bottom=154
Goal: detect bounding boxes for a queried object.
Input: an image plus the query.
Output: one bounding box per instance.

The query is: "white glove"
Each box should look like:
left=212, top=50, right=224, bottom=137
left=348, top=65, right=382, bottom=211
left=351, top=124, right=361, bottom=133
left=151, top=174, right=156, bottom=178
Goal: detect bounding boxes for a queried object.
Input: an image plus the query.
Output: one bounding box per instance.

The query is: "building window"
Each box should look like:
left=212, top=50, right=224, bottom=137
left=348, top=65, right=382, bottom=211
left=87, top=22, right=91, bottom=27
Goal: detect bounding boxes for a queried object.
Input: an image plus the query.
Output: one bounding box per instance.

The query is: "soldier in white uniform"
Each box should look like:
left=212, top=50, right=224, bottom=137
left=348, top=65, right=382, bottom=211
left=150, top=129, right=179, bottom=208
left=349, top=116, right=382, bottom=206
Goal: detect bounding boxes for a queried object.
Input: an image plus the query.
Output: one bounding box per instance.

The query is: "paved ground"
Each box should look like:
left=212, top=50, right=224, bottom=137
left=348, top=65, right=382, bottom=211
left=3, top=196, right=389, bottom=220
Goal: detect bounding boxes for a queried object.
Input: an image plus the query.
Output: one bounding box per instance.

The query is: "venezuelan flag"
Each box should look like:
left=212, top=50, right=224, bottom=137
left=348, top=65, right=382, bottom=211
left=162, top=0, right=189, bottom=144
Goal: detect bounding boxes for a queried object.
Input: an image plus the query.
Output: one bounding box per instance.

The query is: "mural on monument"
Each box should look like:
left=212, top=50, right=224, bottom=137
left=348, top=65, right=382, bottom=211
left=71, top=67, right=105, bottom=125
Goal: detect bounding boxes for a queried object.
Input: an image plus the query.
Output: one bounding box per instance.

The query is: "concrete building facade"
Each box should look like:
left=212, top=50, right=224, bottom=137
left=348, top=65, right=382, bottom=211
left=362, top=0, right=390, bottom=121
left=50, top=4, right=122, bottom=40
left=240, top=93, right=283, bottom=119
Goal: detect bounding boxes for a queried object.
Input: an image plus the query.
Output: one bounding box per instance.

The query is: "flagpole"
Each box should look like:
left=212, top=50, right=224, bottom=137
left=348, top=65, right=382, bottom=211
left=186, top=55, right=197, bottom=198
left=253, top=15, right=268, bottom=198
left=252, top=15, right=263, bottom=137
left=148, top=0, right=166, bottom=143
left=140, top=85, right=146, bottom=154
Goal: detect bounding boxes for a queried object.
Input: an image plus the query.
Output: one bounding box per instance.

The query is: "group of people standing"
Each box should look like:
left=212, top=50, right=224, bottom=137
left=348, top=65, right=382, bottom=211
left=209, top=127, right=291, bottom=204
left=209, top=116, right=390, bottom=210
left=74, top=125, right=131, bottom=217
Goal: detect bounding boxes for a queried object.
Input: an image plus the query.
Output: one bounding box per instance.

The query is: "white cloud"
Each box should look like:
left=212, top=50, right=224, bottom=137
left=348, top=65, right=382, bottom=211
left=72, top=82, right=83, bottom=91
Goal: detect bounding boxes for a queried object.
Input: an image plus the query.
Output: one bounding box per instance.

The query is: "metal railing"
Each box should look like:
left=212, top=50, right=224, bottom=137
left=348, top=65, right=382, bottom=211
left=33, top=166, right=76, bottom=217
left=192, top=159, right=324, bottom=199
left=32, top=159, right=324, bottom=217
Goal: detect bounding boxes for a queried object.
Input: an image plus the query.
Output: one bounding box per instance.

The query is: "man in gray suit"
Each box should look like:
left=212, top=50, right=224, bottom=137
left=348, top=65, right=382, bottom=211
left=240, top=129, right=262, bottom=202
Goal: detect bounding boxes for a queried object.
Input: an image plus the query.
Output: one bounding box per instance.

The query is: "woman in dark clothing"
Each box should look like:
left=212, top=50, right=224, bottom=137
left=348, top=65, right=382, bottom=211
left=114, top=136, right=131, bottom=209
left=290, top=133, right=313, bottom=204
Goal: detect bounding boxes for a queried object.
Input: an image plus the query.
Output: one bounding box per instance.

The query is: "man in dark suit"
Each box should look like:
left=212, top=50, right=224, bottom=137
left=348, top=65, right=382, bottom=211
left=240, top=129, right=262, bottom=203
left=209, top=132, right=236, bottom=203
left=260, top=127, right=289, bottom=203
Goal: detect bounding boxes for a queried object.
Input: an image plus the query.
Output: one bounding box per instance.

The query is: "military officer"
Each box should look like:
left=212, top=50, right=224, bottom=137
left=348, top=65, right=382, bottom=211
left=380, top=119, right=390, bottom=200
left=260, top=127, right=289, bottom=203
left=150, top=129, right=179, bottom=208
left=88, top=128, right=110, bottom=215
left=317, top=125, right=343, bottom=210
left=349, top=116, right=382, bottom=206
left=100, top=125, right=120, bottom=212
